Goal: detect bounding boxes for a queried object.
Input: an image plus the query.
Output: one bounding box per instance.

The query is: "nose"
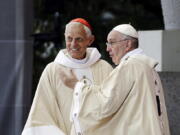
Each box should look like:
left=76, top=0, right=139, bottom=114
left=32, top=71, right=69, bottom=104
left=106, top=45, right=111, bottom=52
left=71, top=39, right=78, bottom=48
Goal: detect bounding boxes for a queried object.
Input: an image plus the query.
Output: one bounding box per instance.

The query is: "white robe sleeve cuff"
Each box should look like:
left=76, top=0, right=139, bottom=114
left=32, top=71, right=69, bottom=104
left=74, top=82, right=85, bottom=95
left=69, top=82, right=85, bottom=134
left=21, top=125, right=65, bottom=135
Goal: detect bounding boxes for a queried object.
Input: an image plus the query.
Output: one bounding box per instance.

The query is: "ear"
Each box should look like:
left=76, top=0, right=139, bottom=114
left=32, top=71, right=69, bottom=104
left=125, top=40, right=133, bottom=52
left=88, top=35, right=95, bottom=46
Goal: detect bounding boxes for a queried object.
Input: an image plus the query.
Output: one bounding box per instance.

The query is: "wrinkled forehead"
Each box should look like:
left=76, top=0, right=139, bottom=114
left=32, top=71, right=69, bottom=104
left=107, top=30, right=124, bottom=41
left=65, top=22, right=86, bottom=35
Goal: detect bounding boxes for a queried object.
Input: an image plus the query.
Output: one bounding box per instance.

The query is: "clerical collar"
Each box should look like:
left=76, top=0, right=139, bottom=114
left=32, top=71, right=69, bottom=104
left=121, top=48, right=145, bottom=62
left=54, top=48, right=101, bottom=68
left=66, top=52, right=88, bottom=64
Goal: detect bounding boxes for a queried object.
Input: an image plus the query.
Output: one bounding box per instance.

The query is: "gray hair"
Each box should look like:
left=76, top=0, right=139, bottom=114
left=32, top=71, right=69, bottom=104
left=65, top=22, right=92, bottom=37
left=122, top=34, right=139, bottom=48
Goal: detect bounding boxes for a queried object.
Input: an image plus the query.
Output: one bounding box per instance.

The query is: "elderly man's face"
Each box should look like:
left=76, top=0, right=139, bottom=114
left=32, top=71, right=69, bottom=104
left=65, top=23, right=93, bottom=59
left=106, top=30, right=128, bottom=65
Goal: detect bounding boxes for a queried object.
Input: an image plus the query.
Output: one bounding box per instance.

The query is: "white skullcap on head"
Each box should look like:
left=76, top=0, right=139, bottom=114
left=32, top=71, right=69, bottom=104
left=113, top=24, right=138, bottom=38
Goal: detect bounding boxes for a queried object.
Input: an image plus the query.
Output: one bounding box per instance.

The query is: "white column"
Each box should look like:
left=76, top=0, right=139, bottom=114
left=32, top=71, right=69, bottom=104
left=161, top=0, right=180, bottom=30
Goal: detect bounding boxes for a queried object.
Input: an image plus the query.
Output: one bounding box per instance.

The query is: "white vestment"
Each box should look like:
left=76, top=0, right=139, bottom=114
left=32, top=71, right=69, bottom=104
left=21, top=48, right=113, bottom=135
left=73, top=49, right=171, bottom=135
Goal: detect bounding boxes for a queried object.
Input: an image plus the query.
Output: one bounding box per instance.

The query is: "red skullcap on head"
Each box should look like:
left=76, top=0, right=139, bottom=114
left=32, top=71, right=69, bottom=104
left=70, top=18, right=92, bottom=31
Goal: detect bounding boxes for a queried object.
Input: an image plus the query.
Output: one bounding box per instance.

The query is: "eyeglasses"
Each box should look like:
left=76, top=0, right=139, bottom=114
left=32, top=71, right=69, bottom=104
left=106, top=39, right=128, bottom=46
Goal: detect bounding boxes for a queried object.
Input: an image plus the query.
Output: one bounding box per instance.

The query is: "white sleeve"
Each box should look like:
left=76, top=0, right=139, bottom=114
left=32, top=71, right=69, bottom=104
left=69, top=82, right=85, bottom=135
left=22, top=125, right=65, bottom=135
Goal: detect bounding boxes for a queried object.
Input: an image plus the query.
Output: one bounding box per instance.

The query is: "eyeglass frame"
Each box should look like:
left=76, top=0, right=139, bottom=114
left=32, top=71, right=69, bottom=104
left=106, top=39, right=128, bottom=46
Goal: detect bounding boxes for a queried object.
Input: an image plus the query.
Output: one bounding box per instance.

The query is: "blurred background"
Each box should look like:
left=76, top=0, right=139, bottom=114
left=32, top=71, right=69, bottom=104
left=0, top=0, right=180, bottom=135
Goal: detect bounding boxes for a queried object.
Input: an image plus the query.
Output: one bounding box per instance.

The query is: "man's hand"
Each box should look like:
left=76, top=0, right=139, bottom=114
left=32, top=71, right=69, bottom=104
left=60, top=69, right=78, bottom=89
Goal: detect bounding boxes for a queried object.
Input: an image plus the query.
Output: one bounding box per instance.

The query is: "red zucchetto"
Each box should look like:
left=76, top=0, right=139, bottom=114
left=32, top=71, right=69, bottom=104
left=70, top=18, right=92, bottom=31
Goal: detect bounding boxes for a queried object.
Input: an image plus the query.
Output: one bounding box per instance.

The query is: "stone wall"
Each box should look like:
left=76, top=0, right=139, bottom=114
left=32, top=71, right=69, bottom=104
left=159, top=72, right=180, bottom=135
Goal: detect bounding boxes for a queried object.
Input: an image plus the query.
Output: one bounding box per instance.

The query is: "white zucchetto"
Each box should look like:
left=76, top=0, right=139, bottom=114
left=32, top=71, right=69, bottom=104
left=113, top=24, right=138, bottom=38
